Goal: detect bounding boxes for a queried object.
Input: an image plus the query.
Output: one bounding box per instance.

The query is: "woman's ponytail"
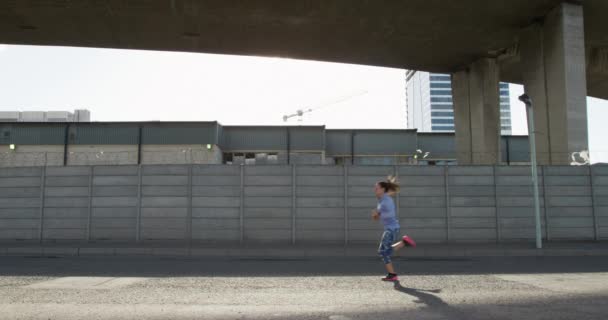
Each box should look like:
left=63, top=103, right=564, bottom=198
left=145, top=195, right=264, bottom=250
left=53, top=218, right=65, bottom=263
left=377, top=175, right=400, bottom=194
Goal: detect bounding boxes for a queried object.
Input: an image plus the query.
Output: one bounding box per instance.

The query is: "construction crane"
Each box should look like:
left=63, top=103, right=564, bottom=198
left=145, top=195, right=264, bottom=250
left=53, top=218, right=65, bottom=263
left=282, top=90, right=368, bottom=123
left=282, top=108, right=312, bottom=122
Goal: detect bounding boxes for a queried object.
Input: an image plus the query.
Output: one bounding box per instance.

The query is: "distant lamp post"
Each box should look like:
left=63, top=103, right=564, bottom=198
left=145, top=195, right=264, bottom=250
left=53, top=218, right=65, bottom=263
left=206, top=144, right=212, bottom=150
left=9, top=144, right=16, bottom=151
left=519, top=93, right=542, bottom=249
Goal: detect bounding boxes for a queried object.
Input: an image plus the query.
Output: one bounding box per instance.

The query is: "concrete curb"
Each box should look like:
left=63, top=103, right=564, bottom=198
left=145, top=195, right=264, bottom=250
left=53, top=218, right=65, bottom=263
left=1, top=242, right=608, bottom=258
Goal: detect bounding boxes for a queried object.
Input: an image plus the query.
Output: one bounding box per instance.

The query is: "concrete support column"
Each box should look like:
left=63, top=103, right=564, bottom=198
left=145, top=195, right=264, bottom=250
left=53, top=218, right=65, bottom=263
left=520, top=2, right=588, bottom=165
left=451, top=58, right=501, bottom=165
left=520, top=23, right=551, bottom=164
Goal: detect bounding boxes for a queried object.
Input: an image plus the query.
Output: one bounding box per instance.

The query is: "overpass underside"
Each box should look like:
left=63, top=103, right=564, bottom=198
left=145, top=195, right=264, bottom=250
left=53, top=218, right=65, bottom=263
left=453, top=2, right=597, bottom=165
left=0, top=0, right=606, bottom=165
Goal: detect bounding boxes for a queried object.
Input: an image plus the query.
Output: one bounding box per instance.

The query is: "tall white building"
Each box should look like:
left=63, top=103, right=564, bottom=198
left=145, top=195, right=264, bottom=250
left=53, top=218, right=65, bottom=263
left=406, top=71, right=511, bottom=135
left=0, top=109, right=90, bottom=122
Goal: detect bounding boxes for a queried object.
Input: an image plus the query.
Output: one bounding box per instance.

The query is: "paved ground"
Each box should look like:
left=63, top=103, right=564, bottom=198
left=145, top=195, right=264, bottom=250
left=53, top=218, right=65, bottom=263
left=1, top=255, right=607, bottom=320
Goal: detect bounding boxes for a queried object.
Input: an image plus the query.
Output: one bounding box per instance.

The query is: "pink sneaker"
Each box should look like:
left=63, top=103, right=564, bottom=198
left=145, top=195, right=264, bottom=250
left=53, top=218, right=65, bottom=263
left=381, top=273, right=399, bottom=281
left=402, top=235, right=416, bottom=247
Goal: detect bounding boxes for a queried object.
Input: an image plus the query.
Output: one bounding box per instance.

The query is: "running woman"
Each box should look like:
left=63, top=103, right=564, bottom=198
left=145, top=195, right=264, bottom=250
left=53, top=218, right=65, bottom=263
left=372, top=176, right=416, bottom=281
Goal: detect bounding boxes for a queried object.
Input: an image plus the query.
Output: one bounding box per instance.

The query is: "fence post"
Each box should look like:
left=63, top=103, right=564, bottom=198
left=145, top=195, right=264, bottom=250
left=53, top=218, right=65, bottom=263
left=542, top=166, right=550, bottom=240
left=292, top=164, right=297, bottom=245
left=394, top=165, right=399, bottom=217
left=240, top=165, right=244, bottom=245
left=590, top=166, right=599, bottom=241
left=187, top=165, right=193, bottom=245
left=494, top=166, right=501, bottom=243
left=38, top=166, right=46, bottom=243
left=136, top=165, right=142, bottom=242
left=344, top=165, right=349, bottom=246
left=444, top=166, right=451, bottom=242
left=87, top=166, right=93, bottom=241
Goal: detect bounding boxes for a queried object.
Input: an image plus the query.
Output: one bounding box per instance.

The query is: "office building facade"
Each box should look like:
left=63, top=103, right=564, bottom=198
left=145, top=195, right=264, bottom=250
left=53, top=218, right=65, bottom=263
left=406, top=71, right=511, bottom=134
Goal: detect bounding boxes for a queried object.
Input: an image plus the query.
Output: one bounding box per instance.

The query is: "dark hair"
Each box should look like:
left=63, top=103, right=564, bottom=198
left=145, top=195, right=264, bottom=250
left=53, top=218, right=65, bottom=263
left=377, top=175, right=400, bottom=193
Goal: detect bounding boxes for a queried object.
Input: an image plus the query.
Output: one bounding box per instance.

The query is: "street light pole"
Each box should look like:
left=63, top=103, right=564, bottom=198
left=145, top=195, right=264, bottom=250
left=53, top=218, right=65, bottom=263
left=519, top=93, right=542, bottom=249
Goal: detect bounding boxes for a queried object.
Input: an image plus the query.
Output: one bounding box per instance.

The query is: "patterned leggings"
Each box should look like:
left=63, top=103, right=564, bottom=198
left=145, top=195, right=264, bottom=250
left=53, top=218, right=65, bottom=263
left=377, top=228, right=400, bottom=264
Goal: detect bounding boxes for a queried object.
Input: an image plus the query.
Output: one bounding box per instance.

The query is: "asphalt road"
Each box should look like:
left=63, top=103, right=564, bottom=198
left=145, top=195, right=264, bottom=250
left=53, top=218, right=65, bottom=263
left=1, top=255, right=607, bottom=319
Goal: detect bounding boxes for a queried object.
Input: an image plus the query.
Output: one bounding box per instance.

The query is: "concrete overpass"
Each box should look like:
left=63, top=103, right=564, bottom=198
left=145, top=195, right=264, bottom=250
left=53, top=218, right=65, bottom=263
left=1, top=0, right=606, bottom=165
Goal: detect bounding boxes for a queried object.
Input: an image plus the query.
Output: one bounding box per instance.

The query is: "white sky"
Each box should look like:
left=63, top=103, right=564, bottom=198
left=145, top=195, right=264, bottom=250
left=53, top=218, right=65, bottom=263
left=0, top=44, right=607, bottom=163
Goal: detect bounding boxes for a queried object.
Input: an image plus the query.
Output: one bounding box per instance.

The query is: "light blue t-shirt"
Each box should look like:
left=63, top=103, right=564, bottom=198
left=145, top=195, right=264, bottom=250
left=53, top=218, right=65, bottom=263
left=377, top=194, right=399, bottom=230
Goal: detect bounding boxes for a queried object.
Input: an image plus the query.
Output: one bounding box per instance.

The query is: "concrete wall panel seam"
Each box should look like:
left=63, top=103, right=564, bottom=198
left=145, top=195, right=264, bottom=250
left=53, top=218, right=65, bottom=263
left=240, top=165, right=244, bottom=244
left=542, top=166, right=550, bottom=240
left=445, top=165, right=451, bottom=242
left=344, top=165, right=349, bottom=245
left=38, top=166, right=46, bottom=243
left=187, top=165, right=193, bottom=244
left=87, top=166, right=93, bottom=241
left=136, top=165, right=142, bottom=242
left=292, top=164, right=296, bottom=245
left=590, top=166, right=599, bottom=241
left=494, top=165, right=501, bottom=242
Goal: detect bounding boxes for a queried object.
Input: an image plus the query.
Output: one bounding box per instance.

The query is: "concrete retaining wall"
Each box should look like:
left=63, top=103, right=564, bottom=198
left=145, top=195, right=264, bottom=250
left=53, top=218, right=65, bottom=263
left=0, top=145, right=64, bottom=167
left=0, top=165, right=606, bottom=244
left=0, top=145, right=223, bottom=167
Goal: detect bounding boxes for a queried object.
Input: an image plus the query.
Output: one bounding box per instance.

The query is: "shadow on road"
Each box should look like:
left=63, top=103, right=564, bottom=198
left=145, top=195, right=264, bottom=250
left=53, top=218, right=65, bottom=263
left=392, top=281, right=467, bottom=320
